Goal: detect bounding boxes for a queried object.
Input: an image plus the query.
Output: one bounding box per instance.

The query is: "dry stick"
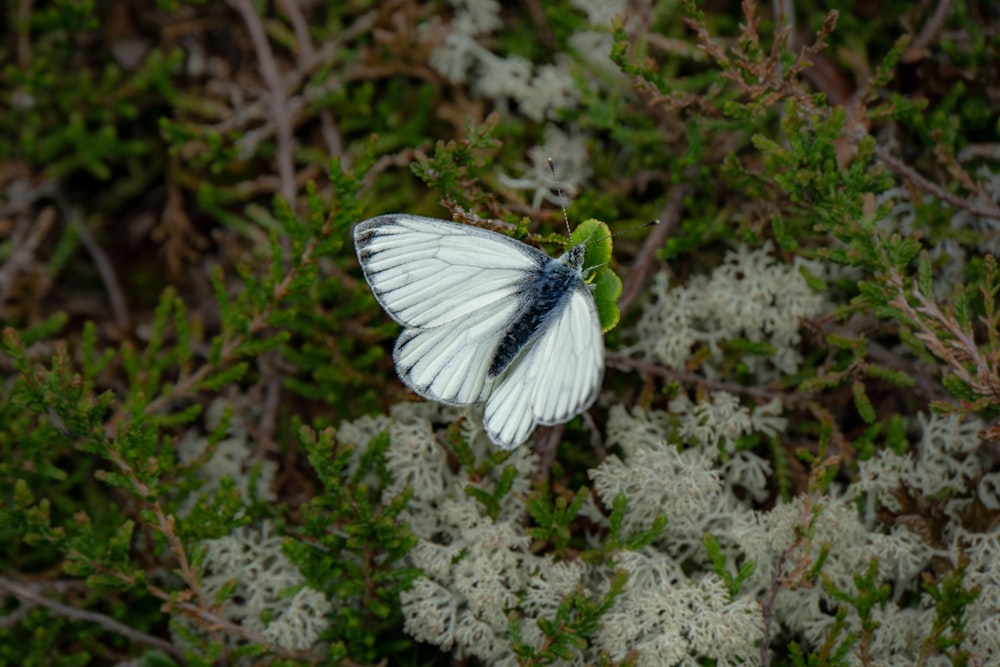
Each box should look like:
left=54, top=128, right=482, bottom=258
left=0, top=575, right=184, bottom=661
left=139, top=579, right=326, bottom=662
left=0, top=208, right=55, bottom=308
left=902, top=0, right=954, bottom=63
left=98, top=452, right=324, bottom=662
left=277, top=0, right=314, bottom=61
left=15, top=0, right=31, bottom=65
left=0, top=176, right=56, bottom=218
left=216, top=12, right=375, bottom=146
left=59, top=197, right=131, bottom=330
left=759, top=540, right=797, bottom=667
left=230, top=0, right=297, bottom=206
left=618, top=182, right=689, bottom=315
left=276, top=0, right=344, bottom=158
left=259, top=370, right=282, bottom=447
left=606, top=351, right=791, bottom=405
left=532, top=423, right=565, bottom=483
left=875, top=145, right=1000, bottom=222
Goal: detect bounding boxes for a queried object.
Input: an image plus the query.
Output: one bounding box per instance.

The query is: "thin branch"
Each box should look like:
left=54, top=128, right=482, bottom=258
left=0, top=176, right=56, bottom=218
left=606, top=350, right=792, bottom=404
left=214, top=11, right=376, bottom=155
left=957, top=143, right=1000, bottom=162
left=276, top=0, right=344, bottom=159
left=901, top=0, right=954, bottom=64
left=230, top=0, right=297, bottom=205
left=95, top=576, right=329, bottom=664
left=618, top=182, right=689, bottom=314
left=0, top=575, right=184, bottom=661
left=16, top=0, right=32, bottom=66
left=875, top=145, right=1000, bottom=222
left=0, top=207, right=55, bottom=309
left=532, top=423, right=565, bottom=482
left=759, top=540, right=794, bottom=667
left=57, top=195, right=131, bottom=330
left=276, top=0, right=314, bottom=61
left=104, top=448, right=211, bottom=611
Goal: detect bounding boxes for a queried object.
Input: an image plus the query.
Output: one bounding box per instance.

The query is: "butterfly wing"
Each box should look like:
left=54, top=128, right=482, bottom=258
left=354, top=214, right=548, bottom=405
left=393, top=302, right=518, bottom=404
left=483, top=285, right=604, bottom=449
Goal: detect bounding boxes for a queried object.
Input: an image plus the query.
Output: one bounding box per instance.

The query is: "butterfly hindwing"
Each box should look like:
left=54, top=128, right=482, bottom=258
left=393, top=297, right=516, bottom=404
left=483, top=284, right=603, bottom=449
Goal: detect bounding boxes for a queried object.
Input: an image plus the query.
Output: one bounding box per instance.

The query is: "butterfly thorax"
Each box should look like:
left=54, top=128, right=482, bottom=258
left=488, top=248, right=585, bottom=379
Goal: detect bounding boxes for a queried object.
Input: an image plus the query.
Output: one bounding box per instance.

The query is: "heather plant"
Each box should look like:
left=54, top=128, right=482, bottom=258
left=2, top=1, right=999, bottom=666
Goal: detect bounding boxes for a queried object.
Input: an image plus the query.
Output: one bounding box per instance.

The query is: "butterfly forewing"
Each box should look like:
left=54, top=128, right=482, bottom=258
left=355, top=215, right=546, bottom=329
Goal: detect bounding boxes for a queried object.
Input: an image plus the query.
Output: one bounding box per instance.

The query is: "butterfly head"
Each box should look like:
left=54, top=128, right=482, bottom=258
left=560, top=241, right=589, bottom=272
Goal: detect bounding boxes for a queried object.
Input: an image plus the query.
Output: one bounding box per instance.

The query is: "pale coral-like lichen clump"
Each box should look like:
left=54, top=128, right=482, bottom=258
left=330, top=232, right=1000, bottom=664
left=631, top=242, right=825, bottom=378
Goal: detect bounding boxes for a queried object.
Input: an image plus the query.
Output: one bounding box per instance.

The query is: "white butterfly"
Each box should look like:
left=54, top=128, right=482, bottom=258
left=354, top=214, right=604, bottom=449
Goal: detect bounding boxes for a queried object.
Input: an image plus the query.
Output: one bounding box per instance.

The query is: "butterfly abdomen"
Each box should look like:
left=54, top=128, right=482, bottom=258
left=488, top=258, right=582, bottom=378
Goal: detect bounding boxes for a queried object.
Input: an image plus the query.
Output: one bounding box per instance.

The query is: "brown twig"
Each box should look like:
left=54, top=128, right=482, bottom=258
left=957, top=143, right=1000, bottom=163
left=57, top=194, right=131, bottom=330
left=532, top=424, right=564, bottom=482
left=606, top=350, right=792, bottom=405
left=105, top=448, right=210, bottom=610
left=759, top=538, right=795, bottom=667
left=277, top=0, right=314, bottom=61
left=95, top=449, right=327, bottom=663
left=0, top=575, right=184, bottom=661
left=214, top=11, right=376, bottom=152
left=901, top=0, right=954, bottom=64
left=0, top=207, right=55, bottom=310
left=230, top=0, right=297, bottom=205
left=0, top=174, right=56, bottom=218
left=15, top=0, right=32, bottom=65
left=276, top=0, right=345, bottom=158
left=135, top=578, right=326, bottom=663
left=874, top=145, right=1000, bottom=222
left=618, top=182, right=689, bottom=314
left=759, top=495, right=828, bottom=667
left=521, top=0, right=558, bottom=53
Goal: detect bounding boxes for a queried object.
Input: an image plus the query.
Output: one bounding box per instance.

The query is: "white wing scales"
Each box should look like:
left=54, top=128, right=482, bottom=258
left=354, top=214, right=604, bottom=449
left=355, top=215, right=544, bottom=329
left=394, top=297, right=513, bottom=404
left=483, top=286, right=603, bottom=449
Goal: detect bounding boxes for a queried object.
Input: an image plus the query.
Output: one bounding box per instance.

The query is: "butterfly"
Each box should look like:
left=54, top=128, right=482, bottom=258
left=353, top=214, right=606, bottom=449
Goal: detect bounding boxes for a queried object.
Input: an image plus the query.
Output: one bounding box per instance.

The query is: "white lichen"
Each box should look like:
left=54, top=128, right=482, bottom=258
left=630, top=242, right=825, bottom=379
left=197, top=521, right=331, bottom=652
left=175, top=397, right=277, bottom=516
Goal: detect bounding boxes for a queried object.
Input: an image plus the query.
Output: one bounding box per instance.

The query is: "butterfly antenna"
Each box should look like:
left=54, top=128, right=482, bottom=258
left=547, top=157, right=572, bottom=238
left=585, top=219, right=661, bottom=248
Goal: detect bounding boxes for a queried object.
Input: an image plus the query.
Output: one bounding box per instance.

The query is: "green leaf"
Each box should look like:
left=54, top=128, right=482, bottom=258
left=865, top=363, right=915, bottom=387
left=852, top=380, right=876, bottom=424
left=572, top=219, right=622, bottom=332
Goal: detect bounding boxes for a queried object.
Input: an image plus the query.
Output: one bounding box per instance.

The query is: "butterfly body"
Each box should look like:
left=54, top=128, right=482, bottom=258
left=354, top=214, right=603, bottom=449
left=489, top=244, right=586, bottom=378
